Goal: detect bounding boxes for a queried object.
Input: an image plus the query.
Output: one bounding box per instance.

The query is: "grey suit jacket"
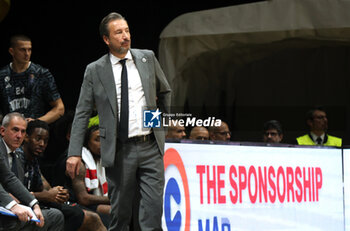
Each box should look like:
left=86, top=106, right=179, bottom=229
left=2, top=149, right=25, bottom=184
left=0, top=138, right=35, bottom=207
left=68, top=49, right=171, bottom=167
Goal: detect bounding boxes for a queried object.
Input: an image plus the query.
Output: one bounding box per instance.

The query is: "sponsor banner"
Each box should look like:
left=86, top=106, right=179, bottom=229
left=344, top=149, right=350, bottom=231
left=162, top=143, right=344, bottom=231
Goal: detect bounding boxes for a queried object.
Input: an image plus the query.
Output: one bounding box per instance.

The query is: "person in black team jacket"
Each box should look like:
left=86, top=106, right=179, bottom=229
left=0, top=34, right=64, bottom=124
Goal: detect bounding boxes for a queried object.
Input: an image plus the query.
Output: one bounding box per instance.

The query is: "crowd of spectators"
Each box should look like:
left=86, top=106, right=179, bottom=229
left=166, top=107, right=341, bottom=148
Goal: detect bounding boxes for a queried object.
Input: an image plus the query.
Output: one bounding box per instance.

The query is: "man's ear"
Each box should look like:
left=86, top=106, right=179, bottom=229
left=306, top=119, right=313, bottom=128
left=23, top=133, right=29, bottom=143
left=0, top=126, right=5, bottom=137
left=8, top=47, right=14, bottom=56
left=102, top=35, right=109, bottom=46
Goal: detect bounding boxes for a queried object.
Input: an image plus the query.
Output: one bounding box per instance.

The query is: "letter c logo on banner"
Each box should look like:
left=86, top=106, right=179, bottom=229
left=164, top=148, right=191, bottom=231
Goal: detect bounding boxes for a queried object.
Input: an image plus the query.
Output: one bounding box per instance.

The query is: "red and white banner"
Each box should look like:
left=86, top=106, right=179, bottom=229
left=162, top=143, right=344, bottom=231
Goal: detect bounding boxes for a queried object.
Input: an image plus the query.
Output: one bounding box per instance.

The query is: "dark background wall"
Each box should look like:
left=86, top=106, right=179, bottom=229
left=0, top=0, right=260, bottom=110
left=3, top=1, right=347, bottom=145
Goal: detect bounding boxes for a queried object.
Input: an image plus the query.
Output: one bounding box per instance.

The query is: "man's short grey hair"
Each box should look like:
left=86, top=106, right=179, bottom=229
left=1, top=112, right=26, bottom=127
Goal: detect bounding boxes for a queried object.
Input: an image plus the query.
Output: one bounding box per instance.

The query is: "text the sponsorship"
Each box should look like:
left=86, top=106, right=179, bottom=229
left=197, top=165, right=322, bottom=204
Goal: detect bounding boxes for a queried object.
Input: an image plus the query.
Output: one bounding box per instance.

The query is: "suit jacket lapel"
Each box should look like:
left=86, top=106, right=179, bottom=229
left=131, top=49, right=150, bottom=106
left=0, top=139, right=22, bottom=181
left=97, top=54, right=118, bottom=116
left=0, top=140, right=22, bottom=181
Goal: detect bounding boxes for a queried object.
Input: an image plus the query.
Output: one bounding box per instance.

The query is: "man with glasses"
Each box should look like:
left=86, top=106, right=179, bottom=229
left=296, top=107, right=341, bottom=147
left=263, top=120, right=283, bottom=143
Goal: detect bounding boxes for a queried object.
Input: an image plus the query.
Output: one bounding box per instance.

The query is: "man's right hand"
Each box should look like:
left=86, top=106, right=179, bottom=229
left=66, top=156, right=82, bottom=179
left=10, top=204, right=32, bottom=222
left=52, top=186, right=69, bottom=203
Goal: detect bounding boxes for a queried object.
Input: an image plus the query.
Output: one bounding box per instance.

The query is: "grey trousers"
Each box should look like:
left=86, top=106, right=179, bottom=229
left=39, top=207, right=64, bottom=231
left=106, top=138, right=164, bottom=231
left=0, top=207, right=64, bottom=231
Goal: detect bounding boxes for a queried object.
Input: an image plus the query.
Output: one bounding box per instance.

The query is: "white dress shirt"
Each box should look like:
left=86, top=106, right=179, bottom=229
left=110, top=51, right=151, bottom=137
left=310, top=132, right=325, bottom=144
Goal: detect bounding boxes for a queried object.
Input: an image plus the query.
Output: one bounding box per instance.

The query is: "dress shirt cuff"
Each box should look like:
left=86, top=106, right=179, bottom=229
left=29, top=199, right=39, bottom=208
left=5, top=200, right=17, bottom=210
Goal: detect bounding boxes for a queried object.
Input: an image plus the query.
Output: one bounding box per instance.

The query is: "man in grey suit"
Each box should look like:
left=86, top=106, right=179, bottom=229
left=2, top=118, right=64, bottom=231
left=66, top=12, right=171, bottom=231
left=0, top=112, right=44, bottom=230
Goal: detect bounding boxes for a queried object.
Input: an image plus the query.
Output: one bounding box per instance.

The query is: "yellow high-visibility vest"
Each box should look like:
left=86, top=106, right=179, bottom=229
left=296, top=134, right=342, bottom=147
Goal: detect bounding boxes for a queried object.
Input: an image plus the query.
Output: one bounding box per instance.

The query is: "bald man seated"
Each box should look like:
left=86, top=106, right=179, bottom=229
left=189, top=126, right=209, bottom=140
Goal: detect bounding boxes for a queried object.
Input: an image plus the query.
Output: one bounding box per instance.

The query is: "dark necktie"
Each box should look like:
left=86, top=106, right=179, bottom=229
left=10, top=152, right=18, bottom=177
left=316, top=137, right=322, bottom=145
left=119, top=58, right=129, bottom=142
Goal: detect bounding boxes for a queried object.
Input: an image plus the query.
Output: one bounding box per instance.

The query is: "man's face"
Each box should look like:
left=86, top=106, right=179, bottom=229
left=25, top=128, right=49, bottom=157
left=166, top=125, right=186, bottom=139
left=210, top=123, right=231, bottom=141
left=263, top=129, right=283, bottom=143
left=88, top=129, right=101, bottom=156
left=9, top=40, right=32, bottom=65
left=103, top=19, right=131, bottom=58
left=0, top=117, right=27, bottom=151
left=190, top=127, right=209, bottom=140
left=309, top=110, right=328, bottom=132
